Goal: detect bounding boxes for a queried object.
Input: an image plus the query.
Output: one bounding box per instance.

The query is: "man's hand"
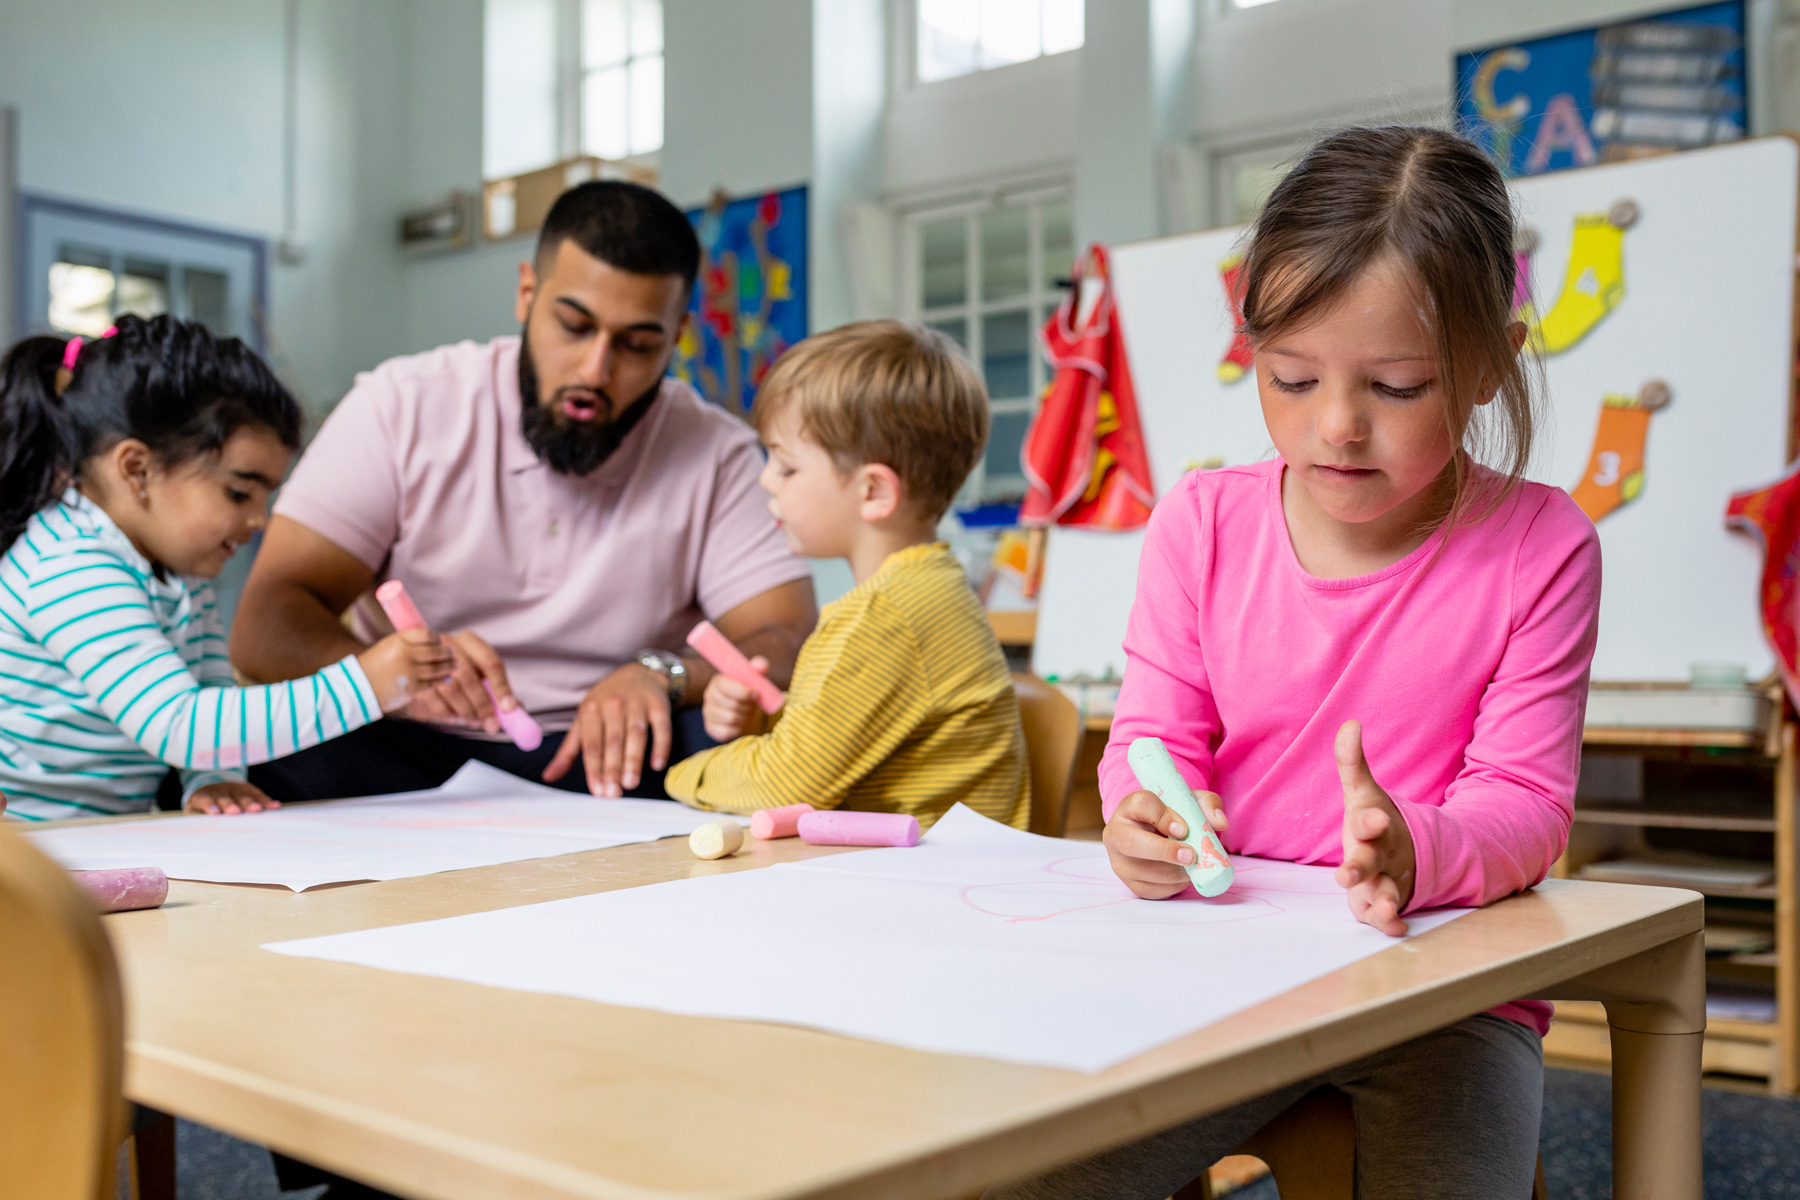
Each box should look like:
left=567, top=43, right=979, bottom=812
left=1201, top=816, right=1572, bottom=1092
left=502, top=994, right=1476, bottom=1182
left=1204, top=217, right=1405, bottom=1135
left=542, top=663, right=672, bottom=797
left=1333, top=720, right=1416, bottom=936
left=1103, top=787, right=1229, bottom=900
left=701, top=655, right=771, bottom=742
left=187, top=781, right=281, bottom=815
left=400, top=630, right=522, bottom=733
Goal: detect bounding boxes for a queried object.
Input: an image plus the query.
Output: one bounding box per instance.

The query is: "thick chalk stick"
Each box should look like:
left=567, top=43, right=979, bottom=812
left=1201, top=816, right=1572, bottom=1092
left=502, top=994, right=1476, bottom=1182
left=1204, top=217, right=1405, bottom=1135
left=750, top=803, right=814, bottom=840
left=689, top=819, right=745, bottom=860
left=375, top=580, right=426, bottom=631
left=376, top=580, right=545, bottom=752
left=685, top=620, right=785, bottom=713
left=72, top=867, right=169, bottom=914
left=482, top=680, right=544, bottom=751
left=797, top=810, right=920, bottom=848
left=1127, top=737, right=1235, bottom=897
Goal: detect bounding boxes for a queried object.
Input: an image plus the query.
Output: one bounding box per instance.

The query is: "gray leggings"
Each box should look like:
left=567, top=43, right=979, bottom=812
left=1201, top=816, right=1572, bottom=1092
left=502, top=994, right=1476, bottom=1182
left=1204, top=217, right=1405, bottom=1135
left=986, top=1014, right=1543, bottom=1200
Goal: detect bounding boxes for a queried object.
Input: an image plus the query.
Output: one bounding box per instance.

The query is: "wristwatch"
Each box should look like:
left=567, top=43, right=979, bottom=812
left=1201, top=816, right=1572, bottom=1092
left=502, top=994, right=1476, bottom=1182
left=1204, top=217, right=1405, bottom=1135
left=633, top=649, right=689, bottom=705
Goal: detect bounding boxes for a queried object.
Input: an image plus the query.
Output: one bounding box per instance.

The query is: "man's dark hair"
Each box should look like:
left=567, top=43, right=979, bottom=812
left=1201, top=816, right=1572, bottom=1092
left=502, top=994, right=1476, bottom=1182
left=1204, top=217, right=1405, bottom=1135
left=534, top=181, right=700, bottom=293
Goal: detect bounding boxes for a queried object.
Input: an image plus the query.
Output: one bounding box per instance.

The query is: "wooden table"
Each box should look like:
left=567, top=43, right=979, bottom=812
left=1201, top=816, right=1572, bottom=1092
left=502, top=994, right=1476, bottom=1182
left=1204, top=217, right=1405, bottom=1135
left=100, top=835, right=1705, bottom=1200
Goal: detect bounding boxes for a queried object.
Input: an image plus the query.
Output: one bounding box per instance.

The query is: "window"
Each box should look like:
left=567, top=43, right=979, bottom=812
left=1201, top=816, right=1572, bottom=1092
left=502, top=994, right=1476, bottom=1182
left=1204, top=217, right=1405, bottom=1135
left=906, top=192, right=1075, bottom=502
left=483, top=0, right=663, bottom=181
left=917, top=0, right=1084, bottom=84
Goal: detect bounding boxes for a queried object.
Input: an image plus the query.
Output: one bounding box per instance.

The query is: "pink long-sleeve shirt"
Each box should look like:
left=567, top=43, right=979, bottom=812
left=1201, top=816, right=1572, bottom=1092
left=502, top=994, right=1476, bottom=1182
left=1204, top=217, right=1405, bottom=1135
left=1101, top=461, right=1601, bottom=1035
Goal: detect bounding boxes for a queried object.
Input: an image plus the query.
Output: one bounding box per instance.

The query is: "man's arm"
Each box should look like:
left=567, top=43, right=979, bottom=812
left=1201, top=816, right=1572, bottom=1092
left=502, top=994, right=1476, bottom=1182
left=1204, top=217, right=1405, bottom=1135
left=544, top=577, right=817, bottom=797
left=231, top=515, right=372, bottom=683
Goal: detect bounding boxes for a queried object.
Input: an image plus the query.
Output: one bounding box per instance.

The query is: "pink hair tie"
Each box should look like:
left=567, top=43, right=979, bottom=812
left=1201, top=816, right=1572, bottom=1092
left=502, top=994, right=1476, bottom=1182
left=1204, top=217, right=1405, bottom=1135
left=60, top=325, right=118, bottom=373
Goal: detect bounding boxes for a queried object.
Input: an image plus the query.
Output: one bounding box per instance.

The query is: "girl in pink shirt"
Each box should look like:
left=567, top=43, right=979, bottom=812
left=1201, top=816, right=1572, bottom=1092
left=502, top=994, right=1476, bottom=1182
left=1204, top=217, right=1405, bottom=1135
left=991, top=129, right=1599, bottom=1200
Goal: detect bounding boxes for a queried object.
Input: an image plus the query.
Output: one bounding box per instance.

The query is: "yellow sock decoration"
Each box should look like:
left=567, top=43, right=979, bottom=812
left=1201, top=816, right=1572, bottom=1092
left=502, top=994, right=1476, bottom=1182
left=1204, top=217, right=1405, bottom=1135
left=1569, top=380, right=1671, bottom=523
left=1531, top=200, right=1637, bottom=356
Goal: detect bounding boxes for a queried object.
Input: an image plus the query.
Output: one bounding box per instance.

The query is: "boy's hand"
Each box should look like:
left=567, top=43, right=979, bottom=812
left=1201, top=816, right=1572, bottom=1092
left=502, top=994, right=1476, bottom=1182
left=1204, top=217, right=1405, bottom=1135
left=358, top=628, right=456, bottom=713
left=1333, top=720, right=1416, bottom=936
left=1103, top=787, right=1229, bottom=900
left=187, top=781, right=280, bottom=815
left=702, top=655, right=771, bottom=742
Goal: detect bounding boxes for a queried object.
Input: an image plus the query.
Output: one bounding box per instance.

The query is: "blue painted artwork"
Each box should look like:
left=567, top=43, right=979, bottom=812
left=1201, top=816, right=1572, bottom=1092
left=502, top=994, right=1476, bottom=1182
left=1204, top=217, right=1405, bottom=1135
left=1455, top=1, right=1745, bottom=178
left=672, top=185, right=809, bottom=415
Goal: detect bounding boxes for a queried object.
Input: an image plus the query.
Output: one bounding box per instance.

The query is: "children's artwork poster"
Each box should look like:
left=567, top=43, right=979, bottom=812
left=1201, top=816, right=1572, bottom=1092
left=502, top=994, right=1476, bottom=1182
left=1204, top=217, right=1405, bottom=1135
left=1454, top=1, right=1745, bottom=178
left=671, top=185, right=808, bottom=416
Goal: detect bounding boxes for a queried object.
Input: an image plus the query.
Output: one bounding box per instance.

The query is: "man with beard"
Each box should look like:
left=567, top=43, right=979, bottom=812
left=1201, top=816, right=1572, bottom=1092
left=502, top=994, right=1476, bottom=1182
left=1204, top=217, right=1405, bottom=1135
left=231, top=181, right=816, bottom=805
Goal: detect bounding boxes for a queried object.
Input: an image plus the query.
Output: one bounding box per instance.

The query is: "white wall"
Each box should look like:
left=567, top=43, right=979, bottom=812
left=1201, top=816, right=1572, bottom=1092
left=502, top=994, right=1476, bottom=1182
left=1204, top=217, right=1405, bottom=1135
left=0, top=0, right=412, bottom=420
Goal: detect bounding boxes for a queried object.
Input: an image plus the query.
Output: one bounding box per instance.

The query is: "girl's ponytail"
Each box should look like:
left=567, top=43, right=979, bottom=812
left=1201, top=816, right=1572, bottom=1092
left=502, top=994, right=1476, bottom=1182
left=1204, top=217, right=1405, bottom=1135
left=0, top=337, right=81, bottom=550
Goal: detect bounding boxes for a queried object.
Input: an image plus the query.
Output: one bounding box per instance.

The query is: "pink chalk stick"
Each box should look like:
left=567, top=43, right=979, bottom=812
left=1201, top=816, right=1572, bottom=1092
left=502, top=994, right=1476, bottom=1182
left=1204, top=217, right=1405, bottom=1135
left=376, top=580, right=544, bottom=752
left=750, top=803, right=815, bottom=840
left=72, top=867, right=168, bottom=914
left=375, top=579, right=426, bottom=631
left=685, top=620, right=785, bottom=713
left=797, top=811, right=920, bottom=848
left=484, top=680, right=544, bottom=751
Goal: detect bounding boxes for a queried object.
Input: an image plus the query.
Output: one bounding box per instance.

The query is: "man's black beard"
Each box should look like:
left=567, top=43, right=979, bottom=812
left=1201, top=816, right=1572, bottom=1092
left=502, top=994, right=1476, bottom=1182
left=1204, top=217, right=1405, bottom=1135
left=518, top=330, right=661, bottom=476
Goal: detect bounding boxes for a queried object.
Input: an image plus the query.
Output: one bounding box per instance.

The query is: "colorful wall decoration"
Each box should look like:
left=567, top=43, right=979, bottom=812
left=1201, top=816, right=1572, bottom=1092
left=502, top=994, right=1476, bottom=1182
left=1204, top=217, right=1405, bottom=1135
left=1454, top=1, right=1745, bottom=178
left=671, top=185, right=808, bottom=416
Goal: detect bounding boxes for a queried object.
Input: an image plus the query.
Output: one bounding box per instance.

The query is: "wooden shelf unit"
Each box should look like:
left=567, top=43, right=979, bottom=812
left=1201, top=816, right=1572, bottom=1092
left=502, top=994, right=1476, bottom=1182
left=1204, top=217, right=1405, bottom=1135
left=1547, top=711, right=1798, bottom=1093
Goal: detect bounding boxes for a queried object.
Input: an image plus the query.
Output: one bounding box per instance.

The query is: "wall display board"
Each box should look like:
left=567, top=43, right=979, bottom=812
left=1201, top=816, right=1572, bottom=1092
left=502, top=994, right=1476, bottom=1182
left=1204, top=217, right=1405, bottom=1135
left=671, top=185, right=809, bottom=416
left=1032, top=137, right=1797, bottom=686
left=1455, top=1, right=1746, bottom=178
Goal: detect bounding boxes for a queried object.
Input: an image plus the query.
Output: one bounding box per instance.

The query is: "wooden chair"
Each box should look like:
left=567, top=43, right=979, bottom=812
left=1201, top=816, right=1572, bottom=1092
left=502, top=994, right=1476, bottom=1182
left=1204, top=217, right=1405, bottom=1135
left=1011, top=673, right=1083, bottom=837
left=1175, top=1086, right=1549, bottom=1199
left=0, top=827, right=128, bottom=1200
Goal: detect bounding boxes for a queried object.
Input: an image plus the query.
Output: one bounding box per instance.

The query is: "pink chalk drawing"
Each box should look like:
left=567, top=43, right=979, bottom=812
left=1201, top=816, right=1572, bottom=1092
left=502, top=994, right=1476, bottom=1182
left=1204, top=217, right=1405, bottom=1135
left=960, top=857, right=1280, bottom=925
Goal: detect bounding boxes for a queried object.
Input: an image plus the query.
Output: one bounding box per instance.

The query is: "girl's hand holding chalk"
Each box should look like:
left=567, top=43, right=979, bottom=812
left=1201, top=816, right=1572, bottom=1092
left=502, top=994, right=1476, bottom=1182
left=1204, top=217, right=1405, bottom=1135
left=373, top=581, right=544, bottom=749
left=1333, top=720, right=1415, bottom=937
left=686, top=620, right=785, bottom=714
left=701, top=655, right=772, bottom=742
left=357, top=628, right=457, bottom=714
left=1124, top=737, right=1235, bottom=898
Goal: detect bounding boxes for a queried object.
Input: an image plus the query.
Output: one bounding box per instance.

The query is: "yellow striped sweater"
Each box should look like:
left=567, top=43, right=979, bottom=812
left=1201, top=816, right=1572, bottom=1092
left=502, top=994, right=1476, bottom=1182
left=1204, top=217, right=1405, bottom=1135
left=666, top=541, right=1028, bottom=830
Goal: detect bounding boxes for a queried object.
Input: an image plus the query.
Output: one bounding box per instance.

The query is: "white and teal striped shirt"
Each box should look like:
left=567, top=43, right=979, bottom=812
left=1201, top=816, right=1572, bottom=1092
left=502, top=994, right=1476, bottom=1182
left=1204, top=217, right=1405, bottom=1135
left=0, top=492, right=380, bottom=821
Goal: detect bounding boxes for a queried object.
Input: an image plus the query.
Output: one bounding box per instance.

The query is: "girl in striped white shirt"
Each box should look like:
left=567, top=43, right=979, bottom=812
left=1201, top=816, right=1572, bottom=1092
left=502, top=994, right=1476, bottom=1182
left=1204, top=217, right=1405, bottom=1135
left=0, top=316, right=452, bottom=821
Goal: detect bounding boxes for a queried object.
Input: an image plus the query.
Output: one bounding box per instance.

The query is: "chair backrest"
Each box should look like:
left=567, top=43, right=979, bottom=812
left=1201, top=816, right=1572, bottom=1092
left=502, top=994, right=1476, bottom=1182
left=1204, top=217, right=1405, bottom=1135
left=1011, top=673, right=1083, bottom=837
left=0, top=827, right=125, bottom=1200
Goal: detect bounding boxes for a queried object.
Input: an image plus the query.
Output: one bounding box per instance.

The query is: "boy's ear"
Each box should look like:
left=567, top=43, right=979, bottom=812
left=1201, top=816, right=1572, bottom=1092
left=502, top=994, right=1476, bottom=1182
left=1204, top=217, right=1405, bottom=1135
left=858, top=463, right=905, bottom=524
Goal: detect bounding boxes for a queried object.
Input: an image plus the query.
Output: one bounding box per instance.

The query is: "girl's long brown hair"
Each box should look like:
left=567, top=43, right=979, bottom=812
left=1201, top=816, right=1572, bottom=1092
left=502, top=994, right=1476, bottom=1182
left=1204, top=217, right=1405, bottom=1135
left=1237, top=125, right=1542, bottom=526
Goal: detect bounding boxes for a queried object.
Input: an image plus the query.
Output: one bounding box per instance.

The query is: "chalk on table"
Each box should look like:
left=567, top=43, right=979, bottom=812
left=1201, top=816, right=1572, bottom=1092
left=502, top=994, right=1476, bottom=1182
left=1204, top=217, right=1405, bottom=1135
left=375, top=579, right=544, bottom=752
left=797, top=810, right=920, bottom=848
left=1127, top=737, right=1234, bottom=897
left=689, top=819, right=745, bottom=860
left=72, top=867, right=169, bottom=914
left=685, top=620, right=785, bottom=714
left=750, top=803, right=814, bottom=840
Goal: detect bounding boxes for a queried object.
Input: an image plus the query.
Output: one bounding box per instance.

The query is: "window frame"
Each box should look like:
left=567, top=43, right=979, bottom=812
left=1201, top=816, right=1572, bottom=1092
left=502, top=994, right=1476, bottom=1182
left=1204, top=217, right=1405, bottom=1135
left=898, top=181, right=1074, bottom=504
left=482, top=0, right=664, bottom=182
left=903, top=0, right=1085, bottom=93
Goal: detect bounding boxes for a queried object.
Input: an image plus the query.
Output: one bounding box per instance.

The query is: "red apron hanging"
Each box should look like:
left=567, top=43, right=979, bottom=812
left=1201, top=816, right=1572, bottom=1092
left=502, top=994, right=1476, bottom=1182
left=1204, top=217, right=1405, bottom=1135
left=1019, top=244, right=1156, bottom=531
left=1726, top=462, right=1800, bottom=704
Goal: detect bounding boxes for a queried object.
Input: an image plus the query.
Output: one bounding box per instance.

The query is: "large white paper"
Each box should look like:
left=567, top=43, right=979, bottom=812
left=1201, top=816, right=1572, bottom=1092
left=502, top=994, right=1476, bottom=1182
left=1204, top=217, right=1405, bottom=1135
left=267, top=804, right=1469, bottom=1070
left=25, top=762, right=745, bottom=890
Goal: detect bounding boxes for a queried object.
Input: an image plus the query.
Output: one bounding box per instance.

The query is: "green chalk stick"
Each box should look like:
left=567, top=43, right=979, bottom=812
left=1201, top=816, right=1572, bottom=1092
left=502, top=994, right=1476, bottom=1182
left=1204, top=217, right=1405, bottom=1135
left=1127, top=736, right=1235, bottom=897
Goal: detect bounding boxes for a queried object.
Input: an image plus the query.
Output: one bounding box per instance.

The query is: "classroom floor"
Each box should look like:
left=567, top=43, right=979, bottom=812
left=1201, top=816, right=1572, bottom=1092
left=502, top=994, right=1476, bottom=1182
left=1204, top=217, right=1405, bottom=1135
left=133, top=1067, right=1800, bottom=1199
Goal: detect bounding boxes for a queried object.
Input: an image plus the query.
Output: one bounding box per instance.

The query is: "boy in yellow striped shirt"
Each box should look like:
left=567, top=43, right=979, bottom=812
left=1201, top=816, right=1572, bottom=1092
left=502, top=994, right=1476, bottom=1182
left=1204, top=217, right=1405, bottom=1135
left=665, top=321, right=1028, bottom=830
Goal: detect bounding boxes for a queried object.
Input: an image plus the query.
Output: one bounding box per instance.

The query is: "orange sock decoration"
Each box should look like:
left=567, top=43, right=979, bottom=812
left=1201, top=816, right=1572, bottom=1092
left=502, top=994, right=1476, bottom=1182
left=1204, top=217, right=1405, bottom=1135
left=1021, top=244, right=1156, bottom=531
left=1569, top=380, right=1671, bottom=523
left=1216, top=255, right=1254, bottom=383
left=1727, top=461, right=1800, bottom=705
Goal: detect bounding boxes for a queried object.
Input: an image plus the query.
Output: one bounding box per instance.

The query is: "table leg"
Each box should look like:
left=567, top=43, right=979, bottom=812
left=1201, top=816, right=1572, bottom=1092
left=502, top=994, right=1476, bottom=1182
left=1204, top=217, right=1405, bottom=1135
left=1540, top=929, right=1705, bottom=1200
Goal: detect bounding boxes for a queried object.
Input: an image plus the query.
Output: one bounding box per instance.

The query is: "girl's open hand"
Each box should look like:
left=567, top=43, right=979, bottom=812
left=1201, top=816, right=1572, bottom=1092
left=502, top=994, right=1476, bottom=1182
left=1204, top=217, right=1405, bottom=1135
left=187, top=781, right=279, bottom=815
left=702, top=655, right=770, bottom=742
left=1103, top=787, right=1229, bottom=900
left=1334, top=720, right=1416, bottom=936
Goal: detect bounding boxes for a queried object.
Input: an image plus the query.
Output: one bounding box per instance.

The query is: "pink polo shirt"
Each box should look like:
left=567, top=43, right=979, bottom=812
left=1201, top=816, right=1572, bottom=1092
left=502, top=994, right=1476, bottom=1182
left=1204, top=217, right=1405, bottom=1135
left=276, top=336, right=810, bottom=728
left=1101, top=461, right=1601, bottom=1035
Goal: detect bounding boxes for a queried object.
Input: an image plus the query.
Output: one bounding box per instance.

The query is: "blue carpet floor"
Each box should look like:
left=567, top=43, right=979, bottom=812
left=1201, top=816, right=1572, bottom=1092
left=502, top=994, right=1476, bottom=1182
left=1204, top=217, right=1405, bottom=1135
left=143, top=1068, right=1800, bottom=1198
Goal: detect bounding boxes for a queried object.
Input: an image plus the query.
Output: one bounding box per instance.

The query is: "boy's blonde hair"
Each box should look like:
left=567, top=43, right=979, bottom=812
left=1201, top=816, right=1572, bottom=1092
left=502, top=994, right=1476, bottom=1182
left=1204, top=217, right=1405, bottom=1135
left=752, top=320, right=989, bottom=521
